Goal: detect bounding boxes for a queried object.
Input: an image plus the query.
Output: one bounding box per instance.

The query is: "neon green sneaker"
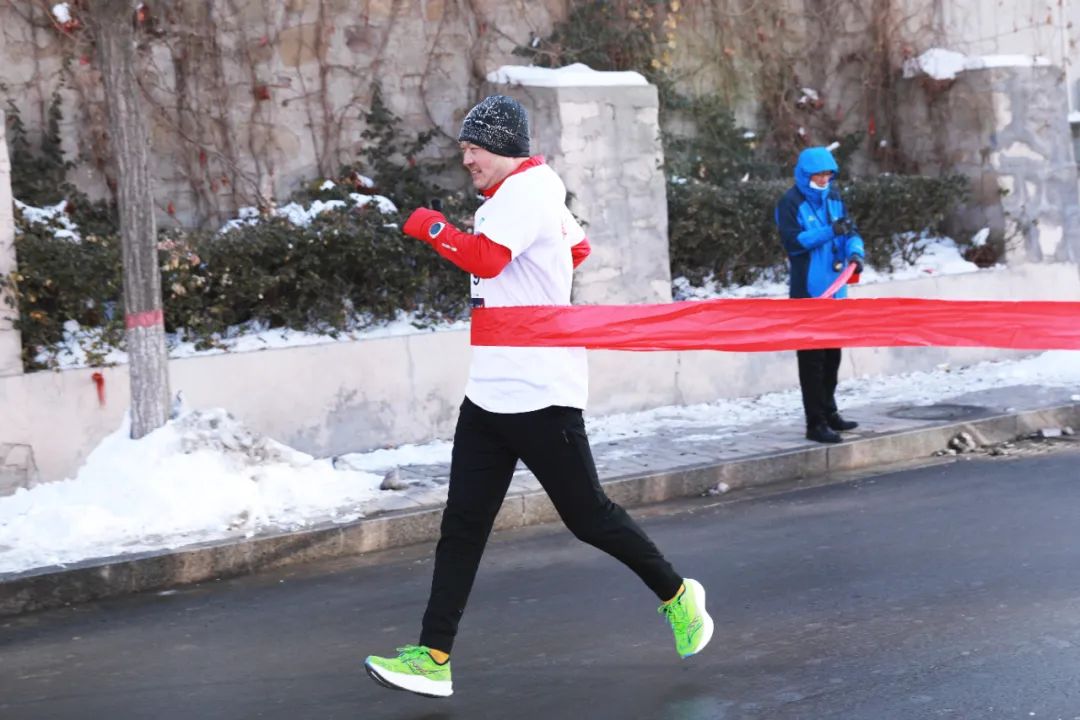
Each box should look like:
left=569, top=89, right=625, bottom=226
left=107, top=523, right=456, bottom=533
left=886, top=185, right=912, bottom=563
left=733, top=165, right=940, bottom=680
left=659, top=578, right=714, bottom=658
left=365, top=645, right=452, bottom=698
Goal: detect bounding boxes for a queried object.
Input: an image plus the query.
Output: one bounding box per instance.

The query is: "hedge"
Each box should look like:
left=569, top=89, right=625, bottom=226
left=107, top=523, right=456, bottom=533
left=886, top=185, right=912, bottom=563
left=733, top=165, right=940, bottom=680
left=668, top=173, right=971, bottom=286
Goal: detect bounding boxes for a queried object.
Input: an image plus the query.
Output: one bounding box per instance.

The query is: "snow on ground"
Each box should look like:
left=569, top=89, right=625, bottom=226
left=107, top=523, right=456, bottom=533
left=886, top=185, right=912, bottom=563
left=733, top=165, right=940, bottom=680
left=589, top=350, right=1080, bottom=445
left=2, top=349, right=1077, bottom=575
left=0, top=409, right=384, bottom=574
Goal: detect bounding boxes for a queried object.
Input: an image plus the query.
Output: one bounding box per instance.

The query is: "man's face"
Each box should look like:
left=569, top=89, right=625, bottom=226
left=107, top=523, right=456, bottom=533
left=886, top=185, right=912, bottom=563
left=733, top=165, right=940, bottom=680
left=809, top=171, right=834, bottom=189
left=461, top=142, right=517, bottom=191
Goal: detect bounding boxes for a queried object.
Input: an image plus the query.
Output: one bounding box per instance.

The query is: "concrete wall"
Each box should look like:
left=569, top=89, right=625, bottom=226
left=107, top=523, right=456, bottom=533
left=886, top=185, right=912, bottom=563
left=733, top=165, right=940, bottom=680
left=491, top=83, right=672, bottom=304
left=3, top=0, right=1079, bottom=225
left=0, top=0, right=567, bottom=226
left=896, top=65, right=1080, bottom=265
left=932, top=1, right=1080, bottom=109
left=5, top=263, right=1076, bottom=485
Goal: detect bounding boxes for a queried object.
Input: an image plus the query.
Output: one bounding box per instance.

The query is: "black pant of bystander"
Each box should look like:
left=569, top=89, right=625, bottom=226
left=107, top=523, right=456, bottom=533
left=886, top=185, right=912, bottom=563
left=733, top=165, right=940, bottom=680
left=797, top=348, right=843, bottom=437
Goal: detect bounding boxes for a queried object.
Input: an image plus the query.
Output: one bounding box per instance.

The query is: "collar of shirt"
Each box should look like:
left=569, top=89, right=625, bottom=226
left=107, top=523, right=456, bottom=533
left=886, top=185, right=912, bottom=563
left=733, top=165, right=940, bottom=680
left=481, top=155, right=546, bottom=198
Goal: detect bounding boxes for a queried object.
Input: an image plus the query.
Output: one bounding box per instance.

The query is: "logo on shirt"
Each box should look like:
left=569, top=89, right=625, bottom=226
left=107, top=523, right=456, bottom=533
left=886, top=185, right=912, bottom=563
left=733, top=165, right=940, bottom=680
left=428, top=221, right=445, bottom=238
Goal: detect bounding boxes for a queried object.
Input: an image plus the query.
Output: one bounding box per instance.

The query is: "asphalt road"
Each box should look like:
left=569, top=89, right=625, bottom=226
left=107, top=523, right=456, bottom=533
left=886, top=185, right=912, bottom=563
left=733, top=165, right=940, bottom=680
left=3, top=448, right=1080, bottom=720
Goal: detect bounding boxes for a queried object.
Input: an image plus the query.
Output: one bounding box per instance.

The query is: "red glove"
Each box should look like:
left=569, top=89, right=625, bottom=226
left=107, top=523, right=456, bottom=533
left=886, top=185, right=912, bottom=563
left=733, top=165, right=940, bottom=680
left=402, top=207, right=448, bottom=244
left=401, top=207, right=512, bottom=278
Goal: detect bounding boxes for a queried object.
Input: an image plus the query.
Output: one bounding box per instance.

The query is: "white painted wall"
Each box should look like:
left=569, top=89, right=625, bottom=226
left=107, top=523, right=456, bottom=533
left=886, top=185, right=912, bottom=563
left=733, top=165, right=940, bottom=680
left=5, top=263, right=1077, bottom=484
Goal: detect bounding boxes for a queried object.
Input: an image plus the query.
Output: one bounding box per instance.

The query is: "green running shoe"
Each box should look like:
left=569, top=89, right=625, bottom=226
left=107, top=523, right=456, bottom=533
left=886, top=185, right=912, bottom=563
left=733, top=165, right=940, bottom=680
left=365, top=645, right=453, bottom=698
left=659, top=578, right=714, bottom=658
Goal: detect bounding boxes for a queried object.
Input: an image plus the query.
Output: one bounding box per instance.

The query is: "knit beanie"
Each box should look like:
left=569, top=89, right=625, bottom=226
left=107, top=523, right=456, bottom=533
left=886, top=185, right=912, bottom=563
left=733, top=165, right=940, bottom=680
left=457, top=95, right=530, bottom=158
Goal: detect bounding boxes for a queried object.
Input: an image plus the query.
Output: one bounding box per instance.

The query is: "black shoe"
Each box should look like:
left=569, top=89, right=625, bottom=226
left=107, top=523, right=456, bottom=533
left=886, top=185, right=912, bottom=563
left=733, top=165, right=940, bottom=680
left=827, top=413, right=858, bottom=432
left=806, top=423, right=843, bottom=443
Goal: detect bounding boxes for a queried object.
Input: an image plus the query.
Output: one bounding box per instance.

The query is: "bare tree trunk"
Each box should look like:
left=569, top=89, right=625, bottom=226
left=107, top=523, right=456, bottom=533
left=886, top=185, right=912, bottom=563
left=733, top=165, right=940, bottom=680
left=90, top=0, right=171, bottom=438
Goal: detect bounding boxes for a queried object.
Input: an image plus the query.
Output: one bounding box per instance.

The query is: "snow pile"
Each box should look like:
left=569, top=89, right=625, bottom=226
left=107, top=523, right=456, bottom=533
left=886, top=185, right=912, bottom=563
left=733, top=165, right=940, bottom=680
left=903, top=48, right=1052, bottom=80
left=672, top=269, right=789, bottom=301
left=488, top=62, right=648, bottom=88
left=51, top=3, right=71, bottom=24
left=219, top=192, right=397, bottom=234
left=0, top=409, right=383, bottom=573
left=332, top=441, right=455, bottom=472
left=34, top=320, right=128, bottom=368
left=14, top=199, right=81, bottom=241
left=856, top=235, right=981, bottom=284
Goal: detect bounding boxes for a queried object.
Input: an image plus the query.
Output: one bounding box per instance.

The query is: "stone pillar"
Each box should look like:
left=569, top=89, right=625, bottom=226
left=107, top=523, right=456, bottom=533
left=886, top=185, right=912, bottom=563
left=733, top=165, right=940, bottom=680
left=482, top=83, right=673, bottom=304
left=0, top=109, right=24, bottom=376
left=896, top=65, right=1080, bottom=265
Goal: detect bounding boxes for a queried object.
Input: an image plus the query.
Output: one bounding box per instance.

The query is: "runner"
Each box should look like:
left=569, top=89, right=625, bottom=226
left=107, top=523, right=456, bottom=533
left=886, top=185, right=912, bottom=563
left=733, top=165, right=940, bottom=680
left=364, top=94, right=713, bottom=699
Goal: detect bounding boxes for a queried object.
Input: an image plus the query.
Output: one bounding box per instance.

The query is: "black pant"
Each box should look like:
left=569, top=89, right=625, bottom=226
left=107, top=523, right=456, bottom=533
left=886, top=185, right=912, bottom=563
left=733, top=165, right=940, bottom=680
left=419, top=397, right=684, bottom=653
left=796, top=348, right=841, bottom=428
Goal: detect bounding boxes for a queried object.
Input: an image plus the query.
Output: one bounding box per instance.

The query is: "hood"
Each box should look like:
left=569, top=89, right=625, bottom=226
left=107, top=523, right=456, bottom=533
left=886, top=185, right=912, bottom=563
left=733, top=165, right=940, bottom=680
left=794, top=147, right=839, bottom=203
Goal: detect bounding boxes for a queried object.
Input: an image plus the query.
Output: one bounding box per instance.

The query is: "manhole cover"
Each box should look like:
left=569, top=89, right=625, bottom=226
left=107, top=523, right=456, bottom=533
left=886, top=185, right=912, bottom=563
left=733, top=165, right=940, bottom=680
left=887, top=403, right=987, bottom=421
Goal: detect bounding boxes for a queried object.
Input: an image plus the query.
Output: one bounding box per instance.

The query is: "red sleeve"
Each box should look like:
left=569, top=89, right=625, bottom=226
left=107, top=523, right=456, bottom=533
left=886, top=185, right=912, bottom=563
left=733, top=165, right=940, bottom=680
left=428, top=225, right=512, bottom=279
left=401, top=208, right=512, bottom=278
left=571, top=237, right=591, bottom=268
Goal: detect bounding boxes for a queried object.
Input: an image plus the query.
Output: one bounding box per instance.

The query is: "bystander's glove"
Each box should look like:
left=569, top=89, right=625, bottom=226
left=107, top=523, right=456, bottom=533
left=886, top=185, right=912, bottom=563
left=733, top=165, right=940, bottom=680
left=402, top=207, right=449, bottom=245
left=847, top=254, right=864, bottom=274
left=832, top=217, right=855, bottom=236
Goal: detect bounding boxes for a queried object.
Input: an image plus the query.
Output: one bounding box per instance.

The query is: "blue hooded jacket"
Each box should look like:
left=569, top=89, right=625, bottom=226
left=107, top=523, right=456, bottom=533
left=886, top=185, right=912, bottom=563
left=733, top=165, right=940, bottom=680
left=774, top=147, right=865, bottom=299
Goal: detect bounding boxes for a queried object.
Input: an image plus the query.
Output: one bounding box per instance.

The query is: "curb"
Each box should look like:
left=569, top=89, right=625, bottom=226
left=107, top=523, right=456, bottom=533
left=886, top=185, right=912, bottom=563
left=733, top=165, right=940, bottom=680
left=2, top=402, right=1078, bottom=617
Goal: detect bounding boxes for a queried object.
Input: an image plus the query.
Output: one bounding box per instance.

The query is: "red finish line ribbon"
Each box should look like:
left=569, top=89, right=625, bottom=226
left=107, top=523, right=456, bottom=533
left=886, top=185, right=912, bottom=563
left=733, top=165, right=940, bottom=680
left=470, top=298, right=1080, bottom=352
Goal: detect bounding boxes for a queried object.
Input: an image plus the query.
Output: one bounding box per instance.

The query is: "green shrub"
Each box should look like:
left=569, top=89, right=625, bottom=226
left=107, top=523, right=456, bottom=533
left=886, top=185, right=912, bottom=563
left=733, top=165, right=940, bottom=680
left=843, top=174, right=971, bottom=271
left=4, top=200, right=473, bottom=370
left=3, top=218, right=125, bottom=366
left=668, top=178, right=789, bottom=287
left=669, top=173, right=971, bottom=287
left=162, top=206, right=470, bottom=343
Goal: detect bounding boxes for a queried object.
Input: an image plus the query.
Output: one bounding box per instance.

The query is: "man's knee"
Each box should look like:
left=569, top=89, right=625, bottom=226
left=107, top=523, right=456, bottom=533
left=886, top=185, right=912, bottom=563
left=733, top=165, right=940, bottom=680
left=561, top=500, right=624, bottom=543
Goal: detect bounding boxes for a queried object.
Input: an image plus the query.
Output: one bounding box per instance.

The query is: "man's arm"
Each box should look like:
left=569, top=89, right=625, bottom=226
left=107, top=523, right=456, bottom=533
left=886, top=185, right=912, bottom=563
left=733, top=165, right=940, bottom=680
left=403, top=208, right=511, bottom=279
left=776, top=192, right=833, bottom=255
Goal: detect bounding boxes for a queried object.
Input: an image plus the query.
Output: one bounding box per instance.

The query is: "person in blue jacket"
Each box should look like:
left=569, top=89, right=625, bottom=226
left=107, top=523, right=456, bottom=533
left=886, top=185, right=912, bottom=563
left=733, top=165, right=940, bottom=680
left=775, top=146, right=866, bottom=443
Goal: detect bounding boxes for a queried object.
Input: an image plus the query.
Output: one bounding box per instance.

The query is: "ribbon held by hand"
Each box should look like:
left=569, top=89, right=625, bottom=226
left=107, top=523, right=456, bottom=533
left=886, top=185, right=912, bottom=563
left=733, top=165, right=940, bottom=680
left=818, top=262, right=857, bottom=299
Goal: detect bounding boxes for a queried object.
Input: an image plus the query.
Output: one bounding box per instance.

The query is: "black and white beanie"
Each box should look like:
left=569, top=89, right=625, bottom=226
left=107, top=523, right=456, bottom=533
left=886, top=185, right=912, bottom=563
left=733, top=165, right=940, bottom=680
left=457, top=95, right=530, bottom=158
